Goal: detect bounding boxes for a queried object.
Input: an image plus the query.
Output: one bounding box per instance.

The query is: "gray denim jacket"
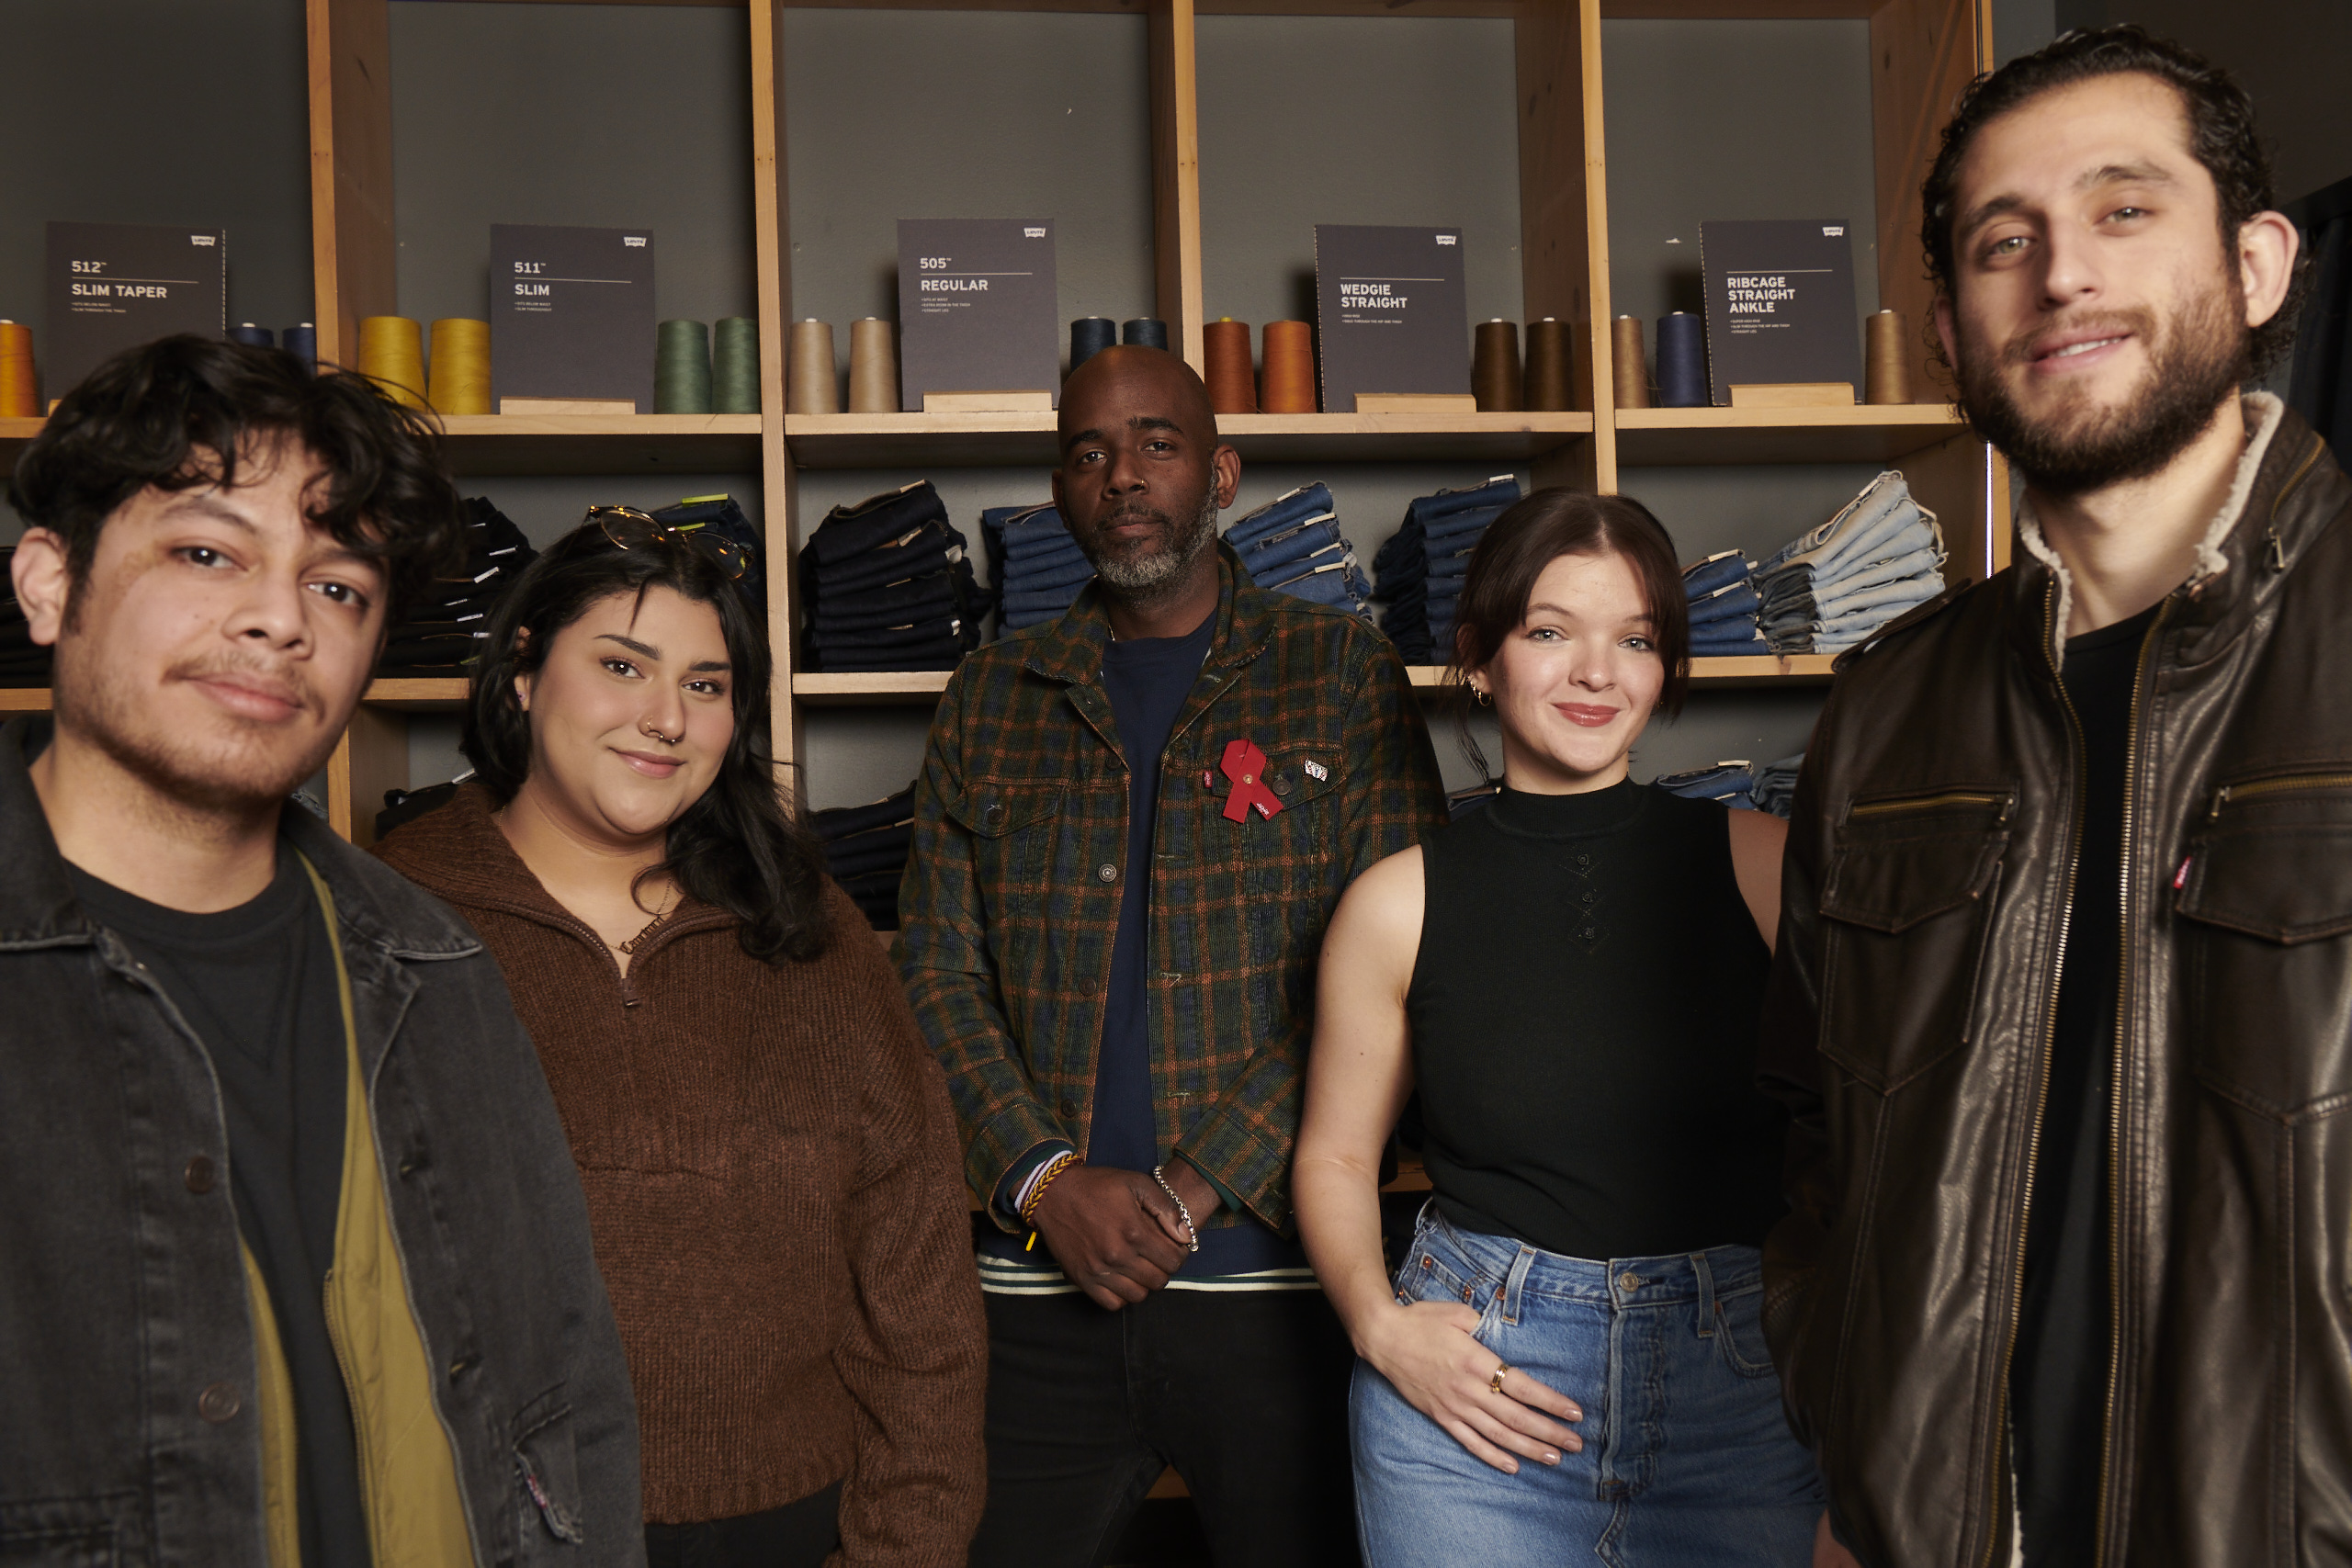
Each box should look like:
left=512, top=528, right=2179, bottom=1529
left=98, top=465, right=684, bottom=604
left=0, top=720, right=644, bottom=1566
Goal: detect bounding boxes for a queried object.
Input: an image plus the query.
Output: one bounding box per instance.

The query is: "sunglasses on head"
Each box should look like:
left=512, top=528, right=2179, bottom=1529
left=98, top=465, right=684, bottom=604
left=586, top=504, right=753, bottom=582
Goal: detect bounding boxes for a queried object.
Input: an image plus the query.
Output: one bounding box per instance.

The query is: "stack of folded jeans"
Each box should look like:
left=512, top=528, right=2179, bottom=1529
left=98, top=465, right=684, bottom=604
left=811, top=784, right=915, bottom=931
left=800, top=480, right=981, bottom=672
left=1750, top=754, right=1804, bottom=818
left=1654, top=760, right=1758, bottom=811
left=0, top=551, right=51, bottom=688
left=1754, top=471, right=1945, bottom=653
left=983, top=502, right=1091, bottom=637
left=1446, top=782, right=1501, bottom=819
left=1372, top=475, right=1522, bottom=663
left=650, top=493, right=764, bottom=615
left=1683, top=549, right=1770, bottom=658
left=378, top=497, right=537, bottom=677
left=1225, top=483, right=1373, bottom=618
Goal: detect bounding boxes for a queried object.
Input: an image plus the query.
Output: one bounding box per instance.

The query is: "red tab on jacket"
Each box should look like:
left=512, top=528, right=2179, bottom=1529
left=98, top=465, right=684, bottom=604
left=1220, top=739, right=1284, bottom=823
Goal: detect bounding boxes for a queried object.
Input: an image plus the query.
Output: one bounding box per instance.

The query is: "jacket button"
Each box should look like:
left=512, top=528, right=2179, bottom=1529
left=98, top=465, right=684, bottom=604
left=198, top=1382, right=242, bottom=1423
left=982, top=803, right=1006, bottom=828
left=1096, top=863, right=1117, bottom=884
left=184, top=1156, right=216, bottom=1194
left=1059, top=1098, right=1079, bottom=1119
left=1272, top=772, right=1295, bottom=796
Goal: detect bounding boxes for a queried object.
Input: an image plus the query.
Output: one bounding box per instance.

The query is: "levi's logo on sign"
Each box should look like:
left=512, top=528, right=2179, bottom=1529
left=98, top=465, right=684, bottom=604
left=1220, top=739, right=1284, bottom=823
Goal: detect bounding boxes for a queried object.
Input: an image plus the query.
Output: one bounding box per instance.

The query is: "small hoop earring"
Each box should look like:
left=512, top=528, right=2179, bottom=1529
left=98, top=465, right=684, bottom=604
left=1472, top=685, right=1493, bottom=707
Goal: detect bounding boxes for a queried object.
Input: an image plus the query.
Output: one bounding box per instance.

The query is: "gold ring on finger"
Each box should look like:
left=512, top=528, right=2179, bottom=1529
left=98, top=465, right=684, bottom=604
left=1489, top=1363, right=1510, bottom=1394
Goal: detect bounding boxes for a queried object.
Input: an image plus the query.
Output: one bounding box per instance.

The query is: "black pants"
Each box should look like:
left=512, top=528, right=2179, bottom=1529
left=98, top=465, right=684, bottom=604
left=968, top=1284, right=1360, bottom=1568
left=643, top=1482, right=842, bottom=1568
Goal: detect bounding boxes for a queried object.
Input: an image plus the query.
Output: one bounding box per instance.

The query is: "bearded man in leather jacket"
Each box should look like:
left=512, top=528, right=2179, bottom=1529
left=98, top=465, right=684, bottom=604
left=1758, top=27, right=2341, bottom=1568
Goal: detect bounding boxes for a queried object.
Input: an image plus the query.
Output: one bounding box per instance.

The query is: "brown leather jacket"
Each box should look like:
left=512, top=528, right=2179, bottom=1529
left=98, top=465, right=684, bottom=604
left=1759, top=397, right=2352, bottom=1568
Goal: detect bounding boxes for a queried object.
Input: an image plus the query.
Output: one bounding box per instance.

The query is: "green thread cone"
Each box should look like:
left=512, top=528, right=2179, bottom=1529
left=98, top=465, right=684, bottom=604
left=712, top=317, right=761, bottom=413
left=654, top=320, right=713, bottom=415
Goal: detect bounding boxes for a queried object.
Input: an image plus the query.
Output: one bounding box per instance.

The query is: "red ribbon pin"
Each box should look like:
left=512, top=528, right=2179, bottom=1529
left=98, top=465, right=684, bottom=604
left=1220, top=739, right=1284, bottom=823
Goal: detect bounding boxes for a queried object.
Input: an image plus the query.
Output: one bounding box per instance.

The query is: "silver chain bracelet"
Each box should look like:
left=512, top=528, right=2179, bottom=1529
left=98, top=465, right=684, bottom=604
left=1150, top=1165, right=1201, bottom=1253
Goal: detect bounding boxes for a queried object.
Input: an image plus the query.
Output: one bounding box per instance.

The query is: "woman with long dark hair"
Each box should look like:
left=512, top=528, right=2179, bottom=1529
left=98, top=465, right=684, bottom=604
left=1293, top=490, right=1828, bottom=1564
left=375, top=509, right=987, bottom=1568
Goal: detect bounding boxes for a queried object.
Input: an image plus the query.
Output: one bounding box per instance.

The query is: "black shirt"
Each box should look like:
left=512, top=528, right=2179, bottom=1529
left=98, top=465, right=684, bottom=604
left=1406, top=781, right=1786, bottom=1259
left=2012, top=601, right=2161, bottom=1562
left=71, top=847, right=373, bottom=1568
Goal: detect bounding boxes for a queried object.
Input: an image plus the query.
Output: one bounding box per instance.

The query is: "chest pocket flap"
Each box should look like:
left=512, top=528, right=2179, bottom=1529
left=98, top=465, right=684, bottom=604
left=947, top=781, right=1066, bottom=838
left=1820, top=828, right=2006, bottom=932
left=2176, top=825, right=2352, bottom=944
left=1815, top=795, right=2010, bottom=1093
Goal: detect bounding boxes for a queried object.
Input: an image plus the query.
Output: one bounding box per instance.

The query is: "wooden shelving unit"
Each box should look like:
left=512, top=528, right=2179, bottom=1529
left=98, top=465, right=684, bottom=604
left=11, top=0, right=1997, bottom=843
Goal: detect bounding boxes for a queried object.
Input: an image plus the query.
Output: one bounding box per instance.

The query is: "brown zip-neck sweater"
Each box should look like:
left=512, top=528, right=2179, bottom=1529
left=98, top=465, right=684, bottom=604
left=375, top=784, right=985, bottom=1560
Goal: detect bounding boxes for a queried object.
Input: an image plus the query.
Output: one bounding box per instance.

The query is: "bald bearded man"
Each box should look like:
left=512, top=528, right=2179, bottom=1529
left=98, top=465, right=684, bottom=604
left=896, top=347, right=1446, bottom=1566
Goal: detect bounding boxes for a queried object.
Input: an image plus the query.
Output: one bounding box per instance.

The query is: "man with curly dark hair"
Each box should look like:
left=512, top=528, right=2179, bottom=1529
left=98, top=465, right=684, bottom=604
left=0, top=335, right=647, bottom=1567
left=1758, top=27, right=2345, bottom=1568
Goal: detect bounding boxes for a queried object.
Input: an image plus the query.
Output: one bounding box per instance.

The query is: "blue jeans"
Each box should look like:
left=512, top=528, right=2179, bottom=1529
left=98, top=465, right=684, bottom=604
left=1352, top=1212, right=1819, bottom=1567
left=1238, top=515, right=1345, bottom=581
left=1681, top=551, right=1750, bottom=598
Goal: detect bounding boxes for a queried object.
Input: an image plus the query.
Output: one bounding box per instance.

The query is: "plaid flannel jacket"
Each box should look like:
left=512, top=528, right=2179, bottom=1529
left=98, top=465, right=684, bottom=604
left=896, top=545, right=1446, bottom=1236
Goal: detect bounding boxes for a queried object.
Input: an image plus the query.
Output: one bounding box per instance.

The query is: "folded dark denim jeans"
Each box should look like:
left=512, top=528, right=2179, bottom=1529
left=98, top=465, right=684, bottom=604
left=1265, top=558, right=1370, bottom=612
left=1423, top=502, right=1510, bottom=552
left=1688, top=581, right=1763, bottom=626
left=1681, top=550, right=1752, bottom=598
left=1655, top=761, right=1755, bottom=799
left=817, top=573, right=961, bottom=620
left=1236, top=516, right=1344, bottom=581
left=812, top=615, right=962, bottom=649
left=1001, top=583, right=1092, bottom=615
left=1427, top=548, right=1475, bottom=583
left=810, top=789, right=916, bottom=840
left=1407, top=477, right=1521, bottom=530
left=809, top=480, right=951, bottom=566
left=1690, top=624, right=1770, bottom=654
left=812, top=533, right=961, bottom=598
left=1002, top=553, right=1098, bottom=594
left=817, top=596, right=963, bottom=636
left=826, top=836, right=913, bottom=879
left=816, top=640, right=967, bottom=671
left=1002, top=529, right=1090, bottom=569
left=1227, top=483, right=1336, bottom=547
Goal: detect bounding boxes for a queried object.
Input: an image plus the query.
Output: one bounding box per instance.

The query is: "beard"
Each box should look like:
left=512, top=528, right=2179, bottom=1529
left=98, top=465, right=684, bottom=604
left=1954, top=267, right=2252, bottom=500
left=1077, top=488, right=1222, bottom=598
left=52, top=639, right=334, bottom=818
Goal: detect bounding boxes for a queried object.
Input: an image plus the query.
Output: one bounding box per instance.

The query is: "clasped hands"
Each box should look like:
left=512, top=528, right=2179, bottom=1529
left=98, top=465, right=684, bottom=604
left=1028, top=1159, right=1222, bottom=1311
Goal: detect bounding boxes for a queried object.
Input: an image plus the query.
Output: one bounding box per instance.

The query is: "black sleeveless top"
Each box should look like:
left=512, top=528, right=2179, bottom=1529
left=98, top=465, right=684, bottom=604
left=1405, top=779, right=1786, bottom=1261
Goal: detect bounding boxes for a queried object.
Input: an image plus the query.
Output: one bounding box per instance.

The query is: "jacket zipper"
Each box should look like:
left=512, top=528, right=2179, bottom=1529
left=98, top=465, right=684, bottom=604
left=2093, top=596, right=2173, bottom=1565
left=322, top=1275, right=388, bottom=1568
left=2206, top=772, right=2352, bottom=818
left=1984, top=581, right=2086, bottom=1568
left=1848, top=790, right=2013, bottom=819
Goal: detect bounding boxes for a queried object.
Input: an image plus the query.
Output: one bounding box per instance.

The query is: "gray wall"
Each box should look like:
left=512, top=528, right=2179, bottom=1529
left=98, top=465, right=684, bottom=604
left=2054, top=0, right=2352, bottom=204
left=1193, top=17, right=1524, bottom=331
left=783, top=7, right=1158, bottom=389
left=1602, top=19, right=1880, bottom=324
left=390, top=2, right=757, bottom=330
left=0, top=0, right=312, bottom=534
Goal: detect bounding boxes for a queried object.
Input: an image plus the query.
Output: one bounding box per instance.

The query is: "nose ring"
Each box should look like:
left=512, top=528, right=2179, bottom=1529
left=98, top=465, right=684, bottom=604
left=641, top=720, right=679, bottom=746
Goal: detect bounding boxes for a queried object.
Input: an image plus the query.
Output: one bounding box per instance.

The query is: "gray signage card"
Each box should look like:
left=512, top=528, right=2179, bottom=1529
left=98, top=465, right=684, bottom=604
left=1313, top=224, right=1470, bottom=412
left=46, top=221, right=226, bottom=397
left=1700, top=220, right=1862, bottom=404
left=490, top=224, right=655, bottom=412
left=896, top=219, right=1059, bottom=412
